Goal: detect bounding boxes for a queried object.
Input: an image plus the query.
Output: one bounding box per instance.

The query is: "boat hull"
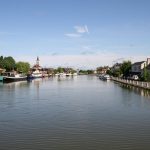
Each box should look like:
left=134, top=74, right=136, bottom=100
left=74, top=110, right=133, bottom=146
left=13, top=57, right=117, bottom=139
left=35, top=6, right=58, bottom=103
left=32, top=75, right=43, bottom=78
left=3, top=76, right=27, bottom=83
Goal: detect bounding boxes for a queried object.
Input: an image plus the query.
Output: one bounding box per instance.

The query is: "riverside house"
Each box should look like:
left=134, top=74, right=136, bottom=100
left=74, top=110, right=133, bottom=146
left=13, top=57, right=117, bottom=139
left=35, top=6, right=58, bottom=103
left=97, top=66, right=110, bottom=74
left=131, top=58, right=150, bottom=76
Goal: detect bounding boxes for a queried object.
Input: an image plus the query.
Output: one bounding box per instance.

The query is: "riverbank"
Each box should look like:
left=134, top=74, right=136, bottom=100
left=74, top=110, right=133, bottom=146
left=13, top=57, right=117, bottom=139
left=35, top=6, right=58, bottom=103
left=112, top=77, right=150, bottom=90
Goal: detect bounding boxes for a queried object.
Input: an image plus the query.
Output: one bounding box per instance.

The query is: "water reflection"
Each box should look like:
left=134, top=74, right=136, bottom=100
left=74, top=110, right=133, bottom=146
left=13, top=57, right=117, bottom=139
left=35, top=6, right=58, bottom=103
left=2, top=81, right=29, bottom=89
left=118, top=83, right=150, bottom=99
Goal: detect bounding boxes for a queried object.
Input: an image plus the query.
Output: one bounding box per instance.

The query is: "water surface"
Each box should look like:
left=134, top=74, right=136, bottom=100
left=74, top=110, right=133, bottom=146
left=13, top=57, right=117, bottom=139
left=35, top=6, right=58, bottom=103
left=0, top=76, right=150, bottom=150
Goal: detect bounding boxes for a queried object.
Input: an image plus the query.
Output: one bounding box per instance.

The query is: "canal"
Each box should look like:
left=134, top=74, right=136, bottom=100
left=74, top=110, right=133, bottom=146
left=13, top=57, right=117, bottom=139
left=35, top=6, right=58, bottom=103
left=0, top=75, right=150, bottom=150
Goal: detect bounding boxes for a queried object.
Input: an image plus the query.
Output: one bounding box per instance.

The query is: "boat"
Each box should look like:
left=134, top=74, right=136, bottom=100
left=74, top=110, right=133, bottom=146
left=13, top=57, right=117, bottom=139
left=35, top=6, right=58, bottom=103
left=99, top=74, right=105, bottom=79
left=2, top=72, right=27, bottom=82
left=31, top=57, right=43, bottom=78
left=99, top=74, right=111, bottom=80
left=66, top=73, right=72, bottom=76
left=58, top=73, right=66, bottom=78
left=73, top=72, right=78, bottom=76
left=31, top=70, right=43, bottom=78
left=103, top=74, right=111, bottom=80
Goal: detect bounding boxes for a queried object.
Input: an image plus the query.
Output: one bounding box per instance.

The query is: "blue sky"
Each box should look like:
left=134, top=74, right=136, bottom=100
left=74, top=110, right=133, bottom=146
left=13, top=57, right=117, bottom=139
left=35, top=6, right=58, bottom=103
left=0, top=0, right=150, bottom=68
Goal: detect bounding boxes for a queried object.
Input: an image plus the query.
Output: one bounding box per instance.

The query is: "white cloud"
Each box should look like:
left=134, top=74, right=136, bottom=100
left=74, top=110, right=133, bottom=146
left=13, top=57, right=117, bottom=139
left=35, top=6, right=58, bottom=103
left=74, top=25, right=89, bottom=34
left=65, top=33, right=82, bottom=38
left=65, top=25, right=89, bottom=38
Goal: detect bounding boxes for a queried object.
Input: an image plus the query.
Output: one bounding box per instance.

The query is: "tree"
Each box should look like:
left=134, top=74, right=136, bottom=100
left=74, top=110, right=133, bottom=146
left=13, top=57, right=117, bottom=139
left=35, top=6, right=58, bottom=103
left=112, top=69, right=122, bottom=77
left=142, top=65, right=150, bottom=81
left=3, top=56, right=16, bottom=71
left=0, top=56, right=4, bottom=68
left=16, top=61, right=30, bottom=74
left=57, top=67, right=64, bottom=73
left=87, top=70, right=94, bottom=74
left=120, top=61, right=131, bottom=77
left=106, top=69, right=113, bottom=76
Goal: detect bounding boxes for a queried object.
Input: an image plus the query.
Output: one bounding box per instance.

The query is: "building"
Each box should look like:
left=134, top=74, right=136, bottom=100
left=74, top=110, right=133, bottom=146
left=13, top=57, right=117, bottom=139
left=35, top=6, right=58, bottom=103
left=32, top=57, right=42, bottom=71
left=131, top=58, right=150, bottom=75
left=97, top=66, right=110, bottom=74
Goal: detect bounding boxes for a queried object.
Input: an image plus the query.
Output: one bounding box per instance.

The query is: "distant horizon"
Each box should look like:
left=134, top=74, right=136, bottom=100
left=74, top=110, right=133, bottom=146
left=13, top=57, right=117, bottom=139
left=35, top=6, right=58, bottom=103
left=0, top=0, right=150, bottom=68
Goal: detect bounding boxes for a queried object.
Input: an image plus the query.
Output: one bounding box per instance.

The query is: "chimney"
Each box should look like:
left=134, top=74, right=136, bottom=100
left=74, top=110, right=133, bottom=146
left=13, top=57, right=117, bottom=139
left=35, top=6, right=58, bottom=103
left=147, top=58, right=150, bottom=65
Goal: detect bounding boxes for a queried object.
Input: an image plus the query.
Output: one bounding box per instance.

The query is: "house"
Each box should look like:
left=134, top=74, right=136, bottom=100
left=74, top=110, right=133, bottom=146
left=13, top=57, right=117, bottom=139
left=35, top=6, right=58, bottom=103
left=131, top=58, right=150, bottom=75
left=131, top=61, right=146, bottom=75
left=97, top=66, right=110, bottom=74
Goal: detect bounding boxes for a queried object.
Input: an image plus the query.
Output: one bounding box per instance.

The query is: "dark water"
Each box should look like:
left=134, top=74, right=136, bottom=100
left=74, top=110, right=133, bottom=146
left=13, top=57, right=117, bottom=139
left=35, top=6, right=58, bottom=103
left=0, top=76, right=150, bottom=150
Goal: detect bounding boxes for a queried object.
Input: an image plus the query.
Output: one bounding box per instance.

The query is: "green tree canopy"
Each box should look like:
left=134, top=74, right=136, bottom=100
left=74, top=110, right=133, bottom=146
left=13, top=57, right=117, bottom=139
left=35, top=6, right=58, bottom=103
left=16, top=61, right=30, bottom=74
left=57, top=67, right=64, bottom=73
left=3, top=56, right=16, bottom=71
left=120, top=61, right=131, bottom=77
left=0, top=56, right=4, bottom=68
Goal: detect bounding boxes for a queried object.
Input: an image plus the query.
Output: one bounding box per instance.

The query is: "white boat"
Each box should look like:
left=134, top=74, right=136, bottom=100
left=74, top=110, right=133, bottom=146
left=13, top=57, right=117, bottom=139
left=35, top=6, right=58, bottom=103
left=66, top=73, right=72, bottom=76
left=103, top=74, right=111, bottom=80
left=58, top=73, right=66, bottom=77
left=2, top=72, right=27, bottom=82
left=73, top=73, right=78, bottom=76
left=31, top=57, right=43, bottom=78
left=99, top=74, right=111, bottom=80
left=99, top=74, right=105, bottom=79
left=32, top=70, right=43, bottom=78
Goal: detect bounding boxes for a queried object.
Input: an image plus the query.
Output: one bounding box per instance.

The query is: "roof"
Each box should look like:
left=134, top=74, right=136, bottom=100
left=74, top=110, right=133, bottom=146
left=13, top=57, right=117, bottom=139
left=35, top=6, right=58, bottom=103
left=132, top=61, right=145, bottom=66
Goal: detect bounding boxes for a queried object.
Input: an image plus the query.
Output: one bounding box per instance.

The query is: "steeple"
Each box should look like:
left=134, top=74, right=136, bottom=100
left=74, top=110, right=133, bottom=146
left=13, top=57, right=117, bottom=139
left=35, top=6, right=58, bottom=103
left=36, top=56, right=39, bottom=66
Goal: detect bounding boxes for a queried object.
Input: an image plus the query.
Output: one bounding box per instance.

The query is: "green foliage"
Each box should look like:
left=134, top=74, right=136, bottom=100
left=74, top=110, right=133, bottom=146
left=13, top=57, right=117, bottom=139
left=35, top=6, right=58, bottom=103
left=106, top=69, right=113, bottom=75
left=57, top=67, right=64, bottom=73
left=3, top=56, right=16, bottom=71
left=112, top=69, right=122, bottom=77
left=79, top=70, right=88, bottom=74
left=16, top=61, right=30, bottom=74
left=142, top=66, right=150, bottom=81
left=54, top=67, right=77, bottom=74
left=79, top=69, right=93, bottom=74
left=87, top=70, right=94, bottom=74
left=0, top=56, right=4, bottom=68
left=120, top=61, right=131, bottom=77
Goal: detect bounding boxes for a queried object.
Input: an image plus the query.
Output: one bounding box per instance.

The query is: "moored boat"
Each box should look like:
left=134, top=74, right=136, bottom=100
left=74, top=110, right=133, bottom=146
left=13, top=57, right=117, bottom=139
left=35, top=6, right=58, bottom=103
left=2, top=72, right=27, bottom=82
left=31, top=57, right=43, bottom=78
left=99, top=74, right=111, bottom=80
left=103, top=74, right=111, bottom=80
left=32, top=70, right=43, bottom=78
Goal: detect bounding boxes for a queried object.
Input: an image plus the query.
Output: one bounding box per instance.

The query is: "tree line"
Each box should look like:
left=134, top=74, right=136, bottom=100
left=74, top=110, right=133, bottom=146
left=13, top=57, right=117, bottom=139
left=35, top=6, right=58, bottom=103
left=0, top=56, right=30, bottom=74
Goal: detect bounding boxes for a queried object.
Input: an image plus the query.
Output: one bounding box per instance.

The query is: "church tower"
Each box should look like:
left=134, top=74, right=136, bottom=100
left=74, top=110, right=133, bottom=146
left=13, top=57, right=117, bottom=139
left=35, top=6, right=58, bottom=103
left=36, top=56, right=39, bottom=66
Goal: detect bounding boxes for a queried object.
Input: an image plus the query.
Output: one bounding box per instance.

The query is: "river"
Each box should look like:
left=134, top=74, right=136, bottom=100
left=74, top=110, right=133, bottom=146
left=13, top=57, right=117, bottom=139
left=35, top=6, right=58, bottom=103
left=0, top=75, right=150, bottom=150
